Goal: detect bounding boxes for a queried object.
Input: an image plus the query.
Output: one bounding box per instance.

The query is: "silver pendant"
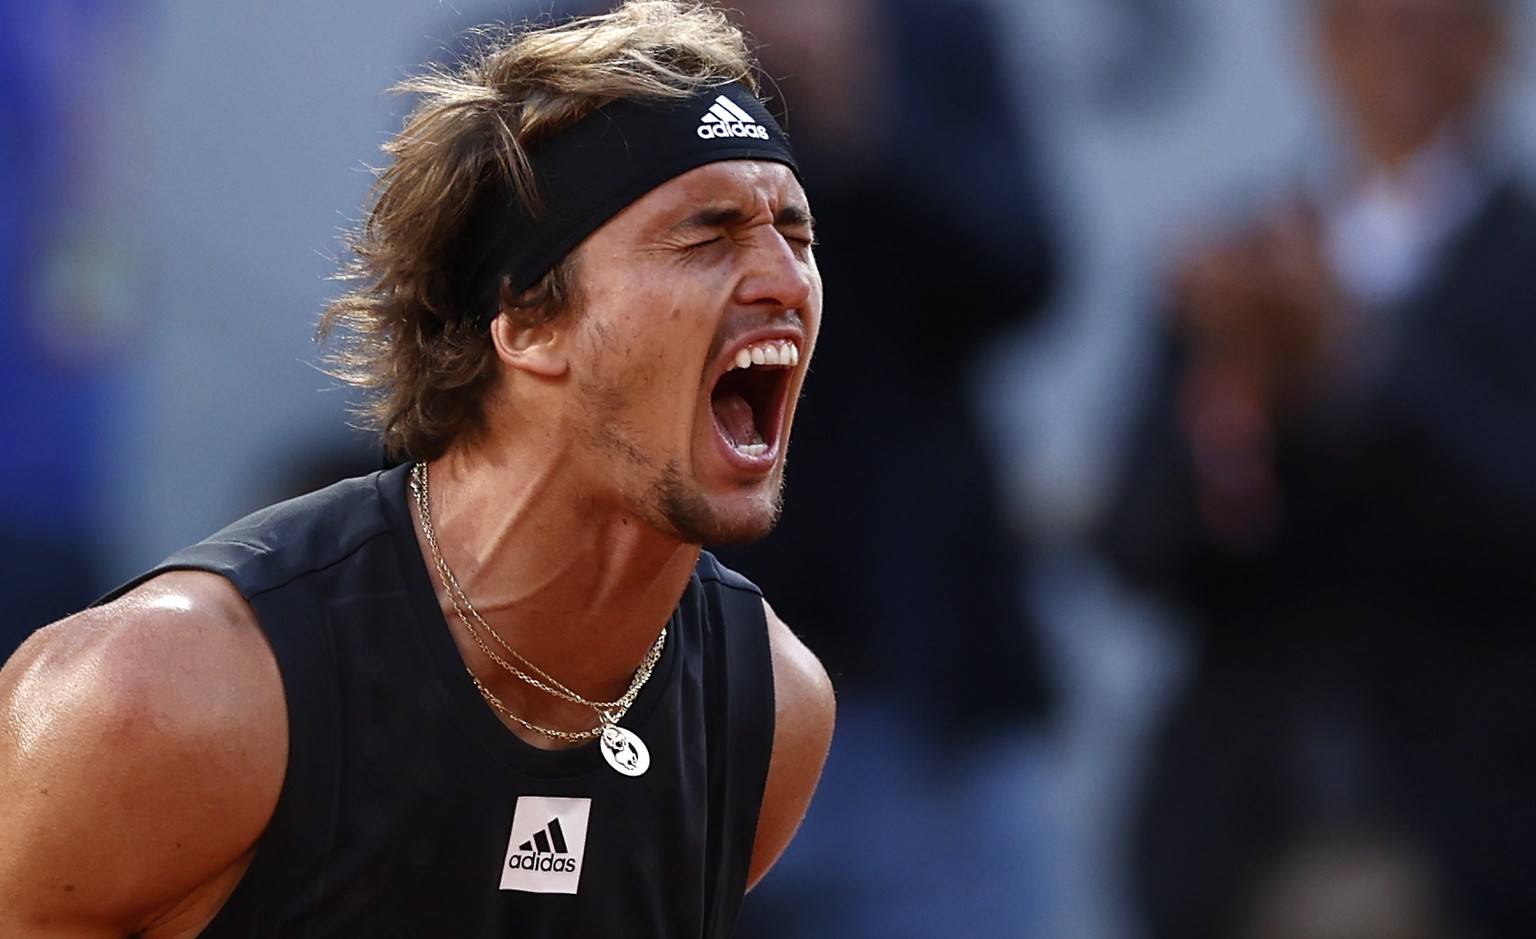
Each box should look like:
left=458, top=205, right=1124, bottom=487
left=600, top=723, right=650, bottom=777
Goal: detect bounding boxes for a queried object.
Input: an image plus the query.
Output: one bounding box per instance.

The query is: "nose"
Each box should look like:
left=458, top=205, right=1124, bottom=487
left=732, top=227, right=816, bottom=314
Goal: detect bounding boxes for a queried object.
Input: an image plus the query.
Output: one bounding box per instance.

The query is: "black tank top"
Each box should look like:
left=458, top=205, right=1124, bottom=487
left=115, top=465, right=775, bottom=937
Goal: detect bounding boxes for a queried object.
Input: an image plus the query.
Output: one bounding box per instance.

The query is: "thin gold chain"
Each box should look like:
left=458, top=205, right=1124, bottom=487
left=470, top=675, right=606, bottom=743
left=410, top=462, right=665, bottom=741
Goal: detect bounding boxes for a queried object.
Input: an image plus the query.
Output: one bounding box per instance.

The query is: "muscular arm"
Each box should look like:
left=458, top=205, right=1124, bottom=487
left=747, top=600, right=834, bottom=889
left=0, top=572, right=287, bottom=938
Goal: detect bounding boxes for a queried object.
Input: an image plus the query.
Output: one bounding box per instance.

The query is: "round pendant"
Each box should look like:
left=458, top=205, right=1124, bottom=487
left=600, top=724, right=650, bottom=777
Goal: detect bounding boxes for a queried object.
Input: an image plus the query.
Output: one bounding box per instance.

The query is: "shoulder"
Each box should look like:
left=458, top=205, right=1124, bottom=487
left=0, top=570, right=286, bottom=934
left=687, top=551, right=834, bottom=886
left=689, top=553, right=831, bottom=756
left=140, top=472, right=392, bottom=598
left=693, top=549, right=763, bottom=596
left=762, top=601, right=835, bottom=732
left=748, top=599, right=835, bottom=889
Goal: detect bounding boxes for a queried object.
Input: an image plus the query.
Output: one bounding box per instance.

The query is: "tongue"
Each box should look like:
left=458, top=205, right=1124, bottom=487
left=713, top=394, right=762, bottom=448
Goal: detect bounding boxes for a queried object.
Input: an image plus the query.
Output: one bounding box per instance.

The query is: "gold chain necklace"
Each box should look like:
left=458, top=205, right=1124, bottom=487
left=410, top=462, right=663, bottom=775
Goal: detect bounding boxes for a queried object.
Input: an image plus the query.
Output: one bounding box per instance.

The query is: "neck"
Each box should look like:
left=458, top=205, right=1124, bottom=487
left=413, top=441, right=699, bottom=711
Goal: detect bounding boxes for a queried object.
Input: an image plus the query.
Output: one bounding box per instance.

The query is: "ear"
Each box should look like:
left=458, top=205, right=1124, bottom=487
left=489, top=311, right=569, bottom=378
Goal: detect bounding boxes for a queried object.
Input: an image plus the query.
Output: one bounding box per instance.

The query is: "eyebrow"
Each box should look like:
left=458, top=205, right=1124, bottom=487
left=669, top=204, right=815, bottom=234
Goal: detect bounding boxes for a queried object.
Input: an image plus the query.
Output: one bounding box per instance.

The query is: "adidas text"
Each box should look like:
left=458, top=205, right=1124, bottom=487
left=508, top=853, right=578, bottom=873
left=697, top=121, right=769, bottom=140
left=697, top=95, right=768, bottom=140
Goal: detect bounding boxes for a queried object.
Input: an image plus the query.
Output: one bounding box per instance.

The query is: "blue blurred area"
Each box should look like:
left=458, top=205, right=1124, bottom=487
left=0, top=1, right=143, bottom=651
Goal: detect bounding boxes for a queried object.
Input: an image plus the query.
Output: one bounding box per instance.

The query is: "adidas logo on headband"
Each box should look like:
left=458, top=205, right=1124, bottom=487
left=697, top=94, right=770, bottom=140
left=458, top=82, right=797, bottom=329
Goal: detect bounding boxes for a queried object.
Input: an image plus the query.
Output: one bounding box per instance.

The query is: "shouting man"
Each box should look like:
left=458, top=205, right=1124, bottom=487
left=0, top=2, right=834, bottom=936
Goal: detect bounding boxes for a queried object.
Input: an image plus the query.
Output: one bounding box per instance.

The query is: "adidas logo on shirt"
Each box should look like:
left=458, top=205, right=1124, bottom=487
left=697, top=94, right=770, bottom=140
left=510, top=817, right=577, bottom=873
left=501, top=796, right=592, bottom=894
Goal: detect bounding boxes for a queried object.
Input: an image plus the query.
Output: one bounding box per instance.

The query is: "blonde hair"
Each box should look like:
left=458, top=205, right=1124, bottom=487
left=321, top=1, right=759, bottom=460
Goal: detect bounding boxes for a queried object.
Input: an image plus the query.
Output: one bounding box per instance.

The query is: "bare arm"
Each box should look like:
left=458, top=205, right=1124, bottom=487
left=747, top=600, right=834, bottom=889
left=0, top=572, right=287, bottom=938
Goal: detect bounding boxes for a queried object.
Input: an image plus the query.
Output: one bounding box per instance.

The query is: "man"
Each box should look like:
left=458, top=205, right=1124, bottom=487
left=0, top=2, right=834, bottom=936
left=1099, top=0, right=1536, bottom=936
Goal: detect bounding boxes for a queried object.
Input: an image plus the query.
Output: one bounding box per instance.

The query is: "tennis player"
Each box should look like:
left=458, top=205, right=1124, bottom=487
left=0, top=2, right=833, bottom=935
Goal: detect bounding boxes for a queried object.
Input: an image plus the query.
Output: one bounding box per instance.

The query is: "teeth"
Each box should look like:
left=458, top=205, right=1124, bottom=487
left=738, top=442, right=769, bottom=457
left=727, top=340, right=800, bottom=372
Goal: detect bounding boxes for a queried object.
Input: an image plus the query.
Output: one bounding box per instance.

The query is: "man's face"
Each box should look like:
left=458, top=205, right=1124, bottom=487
left=557, top=159, right=820, bottom=546
left=1316, top=0, right=1505, bottom=161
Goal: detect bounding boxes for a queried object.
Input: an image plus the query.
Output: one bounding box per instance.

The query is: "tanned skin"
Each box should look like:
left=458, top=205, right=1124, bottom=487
left=0, top=159, right=834, bottom=937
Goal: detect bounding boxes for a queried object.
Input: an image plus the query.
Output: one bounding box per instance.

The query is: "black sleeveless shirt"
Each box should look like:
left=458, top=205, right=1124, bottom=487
left=113, top=465, right=776, bottom=938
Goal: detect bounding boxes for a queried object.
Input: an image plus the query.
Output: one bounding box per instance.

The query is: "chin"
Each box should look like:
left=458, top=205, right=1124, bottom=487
left=652, top=463, right=783, bottom=547
left=693, top=509, right=779, bottom=547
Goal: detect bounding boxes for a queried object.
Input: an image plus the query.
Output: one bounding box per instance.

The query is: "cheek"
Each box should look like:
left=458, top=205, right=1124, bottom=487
left=580, top=322, right=704, bottom=424
left=575, top=276, right=721, bottom=418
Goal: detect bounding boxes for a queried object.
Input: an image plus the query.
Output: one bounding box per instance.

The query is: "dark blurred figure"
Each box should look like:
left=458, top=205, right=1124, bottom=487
left=712, top=0, right=1060, bottom=935
left=1099, top=1, right=1536, bottom=937
left=1, top=3, right=141, bottom=658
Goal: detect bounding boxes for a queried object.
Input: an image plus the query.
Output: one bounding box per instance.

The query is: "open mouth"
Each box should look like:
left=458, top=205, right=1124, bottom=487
left=710, top=338, right=800, bottom=459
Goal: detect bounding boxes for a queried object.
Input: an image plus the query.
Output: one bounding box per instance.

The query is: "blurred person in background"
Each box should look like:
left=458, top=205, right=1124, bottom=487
left=712, top=0, right=1061, bottom=936
left=0, top=3, right=143, bottom=659
left=1099, top=0, right=1536, bottom=936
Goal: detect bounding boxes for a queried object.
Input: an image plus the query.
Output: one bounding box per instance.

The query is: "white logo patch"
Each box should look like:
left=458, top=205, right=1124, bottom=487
left=500, top=796, right=592, bottom=894
left=697, top=94, right=770, bottom=140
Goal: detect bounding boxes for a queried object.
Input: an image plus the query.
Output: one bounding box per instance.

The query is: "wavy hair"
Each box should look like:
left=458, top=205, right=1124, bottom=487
left=320, top=1, right=759, bottom=460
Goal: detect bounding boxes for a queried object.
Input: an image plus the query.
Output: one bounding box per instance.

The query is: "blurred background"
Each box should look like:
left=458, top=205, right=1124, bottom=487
left=5, top=1, right=1535, bottom=937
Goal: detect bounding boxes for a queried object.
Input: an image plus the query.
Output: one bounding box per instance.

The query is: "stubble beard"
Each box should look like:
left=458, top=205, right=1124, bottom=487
left=576, top=368, right=788, bottom=547
left=651, top=458, right=784, bottom=547
left=577, top=404, right=785, bottom=546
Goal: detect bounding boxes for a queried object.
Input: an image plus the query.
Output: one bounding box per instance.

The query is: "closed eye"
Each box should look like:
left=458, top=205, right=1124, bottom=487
left=780, top=228, right=816, bottom=259
left=777, top=206, right=816, bottom=251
